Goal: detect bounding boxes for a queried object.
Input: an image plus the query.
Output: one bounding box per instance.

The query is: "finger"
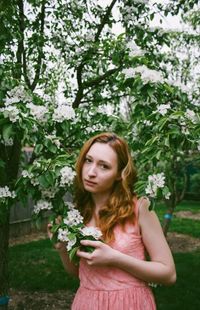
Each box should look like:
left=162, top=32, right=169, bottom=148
left=76, top=249, right=92, bottom=260
left=80, top=240, right=100, bottom=247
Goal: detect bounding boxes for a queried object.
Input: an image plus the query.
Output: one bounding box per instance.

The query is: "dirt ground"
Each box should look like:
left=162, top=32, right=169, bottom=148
left=8, top=211, right=200, bottom=310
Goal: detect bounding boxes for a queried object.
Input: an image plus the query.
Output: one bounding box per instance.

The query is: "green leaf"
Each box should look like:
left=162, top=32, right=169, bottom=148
left=38, top=175, right=50, bottom=188
left=156, top=149, right=162, bottom=160
left=2, top=123, right=13, bottom=140
left=34, top=144, right=43, bottom=154
left=164, top=136, right=170, bottom=147
left=69, top=246, right=79, bottom=264
left=0, top=159, right=5, bottom=168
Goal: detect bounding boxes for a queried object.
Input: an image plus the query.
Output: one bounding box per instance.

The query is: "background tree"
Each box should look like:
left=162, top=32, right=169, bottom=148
left=0, top=0, right=199, bottom=308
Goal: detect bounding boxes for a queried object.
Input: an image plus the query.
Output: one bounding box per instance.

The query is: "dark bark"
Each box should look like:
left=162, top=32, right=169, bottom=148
left=72, top=0, right=118, bottom=108
left=162, top=206, right=175, bottom=236
left=0, top=139, right=21, bottom=307
left=31, top=0, right=46, bottom=91
left=0, top=207, right=10, bottom=310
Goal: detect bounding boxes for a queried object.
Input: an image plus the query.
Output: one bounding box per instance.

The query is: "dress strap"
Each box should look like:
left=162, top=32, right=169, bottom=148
left=133, top=196, right=151, bottom=235
left=133, top=196, right=140, bottom=235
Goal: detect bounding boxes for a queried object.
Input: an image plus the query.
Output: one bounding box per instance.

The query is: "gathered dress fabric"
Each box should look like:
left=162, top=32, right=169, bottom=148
left=71, top=199, right=156, bottom=310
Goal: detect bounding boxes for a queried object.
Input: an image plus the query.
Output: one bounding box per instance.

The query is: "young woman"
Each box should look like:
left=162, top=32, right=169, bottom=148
left=48, top=132, right=176, bottom=310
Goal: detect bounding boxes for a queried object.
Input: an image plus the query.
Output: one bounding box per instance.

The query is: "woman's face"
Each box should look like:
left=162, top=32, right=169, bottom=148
left=82, top=142, right=120, bottom=196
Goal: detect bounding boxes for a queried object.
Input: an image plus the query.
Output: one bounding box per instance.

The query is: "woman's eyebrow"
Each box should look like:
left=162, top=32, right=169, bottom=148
left=86, top=154, right=112, bottom=166
left=98, top=160, right=111, bottom=166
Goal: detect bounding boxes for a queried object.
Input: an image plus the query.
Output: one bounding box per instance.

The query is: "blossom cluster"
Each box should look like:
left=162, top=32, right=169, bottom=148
left=126, top=41, right=144, bottom=58
left=122, top=65, right=164, bottom=84
left=33, top=201, right=102, bottom=262
left=0, top=186, right=16, bottom=199
left=27, top=102, right=49, bottom=122
left=0, top=85, right=31, bottom=123
left=56, top=206, right=102, bottom=258
left=145, top=173, right=171, bottom=199
left=33, top=199, right=53, bottom=214
left=60, top=166, right=76, bottom=186
left=52, top=104, right=75, bottom=122
left=97, top=104, right=115, bottom=116
left=156, top=104, right=171, bottom=116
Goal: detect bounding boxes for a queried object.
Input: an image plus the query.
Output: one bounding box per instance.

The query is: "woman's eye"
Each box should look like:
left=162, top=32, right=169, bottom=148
left=85, top=158, right=92, bottom=163
left=100, top=164, right=109, bottom=170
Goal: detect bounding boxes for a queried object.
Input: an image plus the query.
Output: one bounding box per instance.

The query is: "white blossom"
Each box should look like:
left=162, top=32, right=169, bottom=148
left=97, top=104, right=115, bottom=116
left=166, top=79, right=190, bottom=93
left=79, top=226, right=102, bottom=240
left=4, top=85, right=31, bottom=106
left=126, top=41, right=144, bottom=58
left=27, top=103, right=49, bottom=122
left=156, top=104, right=171, bottom=116
left=21, top=170, right=33, bottom=178
left=52, top=104, right=75, bottom=122
left=0, top=105, right=20, bottom=122
left=0, top=186, right=16, bottom=199
left=164, top=192, right=171, bottom=200
left=46, top=134, right=61, bottom=148
left=41, top=187, right=58, bottom=199
left=122, top=68, right=135, bottom=78
left=2, top=138, right=14, bottom=146
left=65, top=201, right=76, bottom=210
left=145, top=173, right=165, bottom=198
left=181, top=125, right=189, bottom=135
left=57, top=228, right=69, bottom=242
left=60, top=166, right=76, bottom=186
left=185, top=109, right=197, bottom=123
left=63, top=209, right=83, bottom=226
left=66, top=237, right=77, bottom=251
left=143, top=120, right=153, bottom=126
left=33, top=199, right=53, bottom=214
left=85, top=122, right=110, bottom=134
left=30, top=178, right=40, bottom=186
left=122, top=65, right=164, bottom=84
left=134, top=65, right=164, bottom=84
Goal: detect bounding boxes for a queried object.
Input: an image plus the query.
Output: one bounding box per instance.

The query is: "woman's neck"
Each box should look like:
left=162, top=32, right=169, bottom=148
left=91, top=192, right=110, bottom=213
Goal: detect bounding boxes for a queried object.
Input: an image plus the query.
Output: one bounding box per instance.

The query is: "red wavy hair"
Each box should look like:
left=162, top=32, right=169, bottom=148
left=74, top=132, right=137, bottom=242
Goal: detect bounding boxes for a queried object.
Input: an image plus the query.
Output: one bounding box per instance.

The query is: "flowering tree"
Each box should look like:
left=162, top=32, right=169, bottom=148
left=0, top=0, right=199, bottom=306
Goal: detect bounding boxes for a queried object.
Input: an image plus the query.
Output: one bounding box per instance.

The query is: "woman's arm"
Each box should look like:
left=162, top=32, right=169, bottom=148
left=47, top=223, right=79, bottom=278
left=111, top=198, right=176, bottom=285
left=77, top=198, right=176, bottom=285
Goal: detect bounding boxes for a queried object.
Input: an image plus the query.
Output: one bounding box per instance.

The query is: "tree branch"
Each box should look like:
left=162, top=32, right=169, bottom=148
left=31, top=0, right=46, bottom=90
left=83, top=66, right=121, bottom=88
left=17, top=0, right=32, bottom=88
left=14, top=0, right=25, bottom=82
left=72, top=0, right=118, bottom=108
left=95, top=0, right=118, bottom=42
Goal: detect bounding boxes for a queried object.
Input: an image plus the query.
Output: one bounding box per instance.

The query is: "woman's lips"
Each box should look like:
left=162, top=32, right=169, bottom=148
left=84, top=179, right=97, bottom=186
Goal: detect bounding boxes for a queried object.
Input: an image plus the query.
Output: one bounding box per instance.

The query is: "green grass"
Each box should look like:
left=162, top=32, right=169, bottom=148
left=155, top=200, right=200, bottom=238
left=154, top=250, right=200, bottom=310
left=9, top=239, right=79, bottom=292
left=8, top=200, right=200, bottom=309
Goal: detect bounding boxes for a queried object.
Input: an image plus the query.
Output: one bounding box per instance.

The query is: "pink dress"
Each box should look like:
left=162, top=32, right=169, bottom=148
left=72, top=200, right=156, bottom=310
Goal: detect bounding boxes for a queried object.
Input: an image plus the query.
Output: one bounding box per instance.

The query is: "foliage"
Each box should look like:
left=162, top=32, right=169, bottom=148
left=0, top=0, right=199, bottom=212
left=0, top=0, right=200, bottom=296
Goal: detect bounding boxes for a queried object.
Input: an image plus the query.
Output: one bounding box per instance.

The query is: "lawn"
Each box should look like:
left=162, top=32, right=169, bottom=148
left=9, top=200, right=200, bottom=309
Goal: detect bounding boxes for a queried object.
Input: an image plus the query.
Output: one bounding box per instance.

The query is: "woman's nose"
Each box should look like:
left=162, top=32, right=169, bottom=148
left=88, top=165, right=97, bottom=177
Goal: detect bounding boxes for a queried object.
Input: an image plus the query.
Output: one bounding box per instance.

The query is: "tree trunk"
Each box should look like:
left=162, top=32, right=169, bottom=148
left=162, top=196, right=176, bottom=236
left=0, top=206, right=10, bottom=310
left=0, top=139, right=21, bottom=309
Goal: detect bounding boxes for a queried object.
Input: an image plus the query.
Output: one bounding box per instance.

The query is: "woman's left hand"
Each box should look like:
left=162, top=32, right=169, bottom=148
left=76, top=240, right=117, bottom=267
